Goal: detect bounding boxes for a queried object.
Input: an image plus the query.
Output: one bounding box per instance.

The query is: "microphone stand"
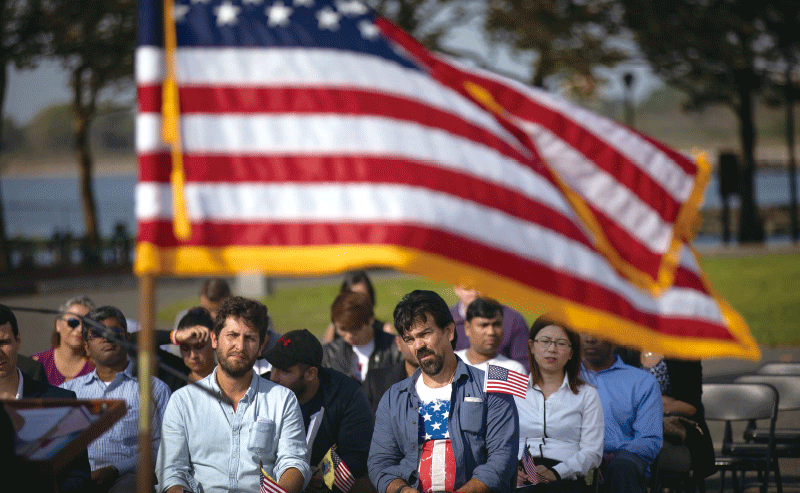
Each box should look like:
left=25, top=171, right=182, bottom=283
left=5, top=305, right=232, bottom=405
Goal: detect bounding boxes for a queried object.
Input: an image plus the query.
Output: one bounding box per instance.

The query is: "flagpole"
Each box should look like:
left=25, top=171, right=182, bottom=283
left=137, top=274, right=157, bottom=493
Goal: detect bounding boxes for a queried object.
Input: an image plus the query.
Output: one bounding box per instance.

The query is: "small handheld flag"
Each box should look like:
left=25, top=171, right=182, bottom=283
left=522, top=446, right=549, bottom=485
left=484, top=365, right=528, bottom=399
left=260, top=461, right=286, bottom=493
left=320, top=446, right=355, bottom=493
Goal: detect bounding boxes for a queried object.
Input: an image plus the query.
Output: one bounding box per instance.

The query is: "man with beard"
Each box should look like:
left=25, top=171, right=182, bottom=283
left=156, top=297, right=310, bottom=493
left=368, top=290, right=518, bottom=493
left=267, top=329, right=373, bottom=492
left=62, top=305, right=171, bottom=493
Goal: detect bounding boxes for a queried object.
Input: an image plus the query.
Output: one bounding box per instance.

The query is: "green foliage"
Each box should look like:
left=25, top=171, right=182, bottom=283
left=484, top=0, right=628, bottom=88
left=25, top=104, right=74, bottom=152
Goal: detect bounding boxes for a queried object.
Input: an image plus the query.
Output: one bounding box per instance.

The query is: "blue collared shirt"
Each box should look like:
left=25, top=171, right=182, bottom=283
left=61, top=360, right=171, bottom=475
left=368, top=357, right=519, bottom=493
left=156, top=368, right=311, bottom=493
left=582, top=356, right=663, bottom=463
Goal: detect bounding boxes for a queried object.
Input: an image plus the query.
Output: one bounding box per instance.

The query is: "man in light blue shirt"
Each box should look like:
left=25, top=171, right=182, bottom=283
left=156, top=297, right=310, bottom=493
left=62, top=305, right=171, bottom=493
left=581, top=334, right=663, bottom=493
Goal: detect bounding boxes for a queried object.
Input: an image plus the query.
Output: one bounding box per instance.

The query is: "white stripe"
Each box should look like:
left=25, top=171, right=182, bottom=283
left=430, top=440, right=447, bottom=491
left=456, top=59, right=696, bottom=203
left=134, top=46, right=527, bottom=156
left=135, top=113, right=575, bottom=218
left=528, top=122, right=671, bottom=253
left=135, top=182, right=724, bottom=323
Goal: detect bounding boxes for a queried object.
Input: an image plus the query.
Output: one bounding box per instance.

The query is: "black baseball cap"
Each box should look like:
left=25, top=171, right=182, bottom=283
left=265, top=329, right=323, bottom=371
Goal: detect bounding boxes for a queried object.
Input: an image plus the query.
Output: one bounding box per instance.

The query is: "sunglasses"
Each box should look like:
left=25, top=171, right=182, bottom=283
left=65, top=317, right=82, bottom=328
left=88, top=326, right=125, bottom=341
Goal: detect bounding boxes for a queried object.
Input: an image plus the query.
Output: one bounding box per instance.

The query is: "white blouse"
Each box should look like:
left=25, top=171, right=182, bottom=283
left=514, top=374, right=604, bottom=480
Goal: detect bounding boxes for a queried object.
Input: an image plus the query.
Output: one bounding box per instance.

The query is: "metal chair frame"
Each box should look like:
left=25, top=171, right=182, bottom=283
left=756, top=363, right=800, bottom=376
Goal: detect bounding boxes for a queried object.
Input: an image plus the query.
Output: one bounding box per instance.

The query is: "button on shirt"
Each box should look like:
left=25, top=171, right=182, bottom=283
left=514, top=374, right=604, bottom=480
left=61, top=360, right=171, bottom=475
left=156, top=368, right=311, bottom=493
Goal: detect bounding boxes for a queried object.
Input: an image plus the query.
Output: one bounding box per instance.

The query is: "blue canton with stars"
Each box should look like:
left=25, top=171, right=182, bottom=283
left=138, top=0, right=421, bottom=70
left=418, top=399, right=451, bottom=442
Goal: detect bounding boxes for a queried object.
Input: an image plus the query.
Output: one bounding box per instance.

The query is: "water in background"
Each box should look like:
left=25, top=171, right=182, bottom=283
left=2, top=170, right=799, bottom=239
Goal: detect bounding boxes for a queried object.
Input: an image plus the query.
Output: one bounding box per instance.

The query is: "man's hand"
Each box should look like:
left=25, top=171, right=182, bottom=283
left=534, top=465, right=556, bottom=482
left=91, top=465, right=119, bottom=489
left=517, top=464, right=527, bottom=486
left=303, top=470, right=327, bottom=493
left=175, top=325, right=211, bottom=344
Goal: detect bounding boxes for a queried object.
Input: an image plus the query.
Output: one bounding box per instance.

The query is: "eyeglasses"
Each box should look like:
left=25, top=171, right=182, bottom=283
left=88, top=326, right=125, bottom=341
left=533, top=338, right=571, bottom=350
left=65, top=317, right=82, bottom=328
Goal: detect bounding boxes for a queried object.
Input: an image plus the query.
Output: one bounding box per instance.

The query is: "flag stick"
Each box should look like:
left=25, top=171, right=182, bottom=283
left=137, top=274, right=156, bottom=493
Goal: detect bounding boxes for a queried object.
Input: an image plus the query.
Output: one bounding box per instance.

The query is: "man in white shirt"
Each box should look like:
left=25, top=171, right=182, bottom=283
left=455, top=298, right=527, bottom=375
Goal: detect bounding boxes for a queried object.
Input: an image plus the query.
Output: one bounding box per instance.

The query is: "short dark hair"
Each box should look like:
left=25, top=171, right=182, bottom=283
left=178, top=306, right=214, bottom=331
left=0, top=304, right=19, bottom=338
left=528, top=315, right=584, bottom=394
left=393, top=290, right=456, bottom=348
left=83, top=306, right=127, bottom=341
left=340, top=270, right=376, bottom=306
left=213, top=296, right=268, bottom=343
left=465, top=297, right=503, bottom=322
left=200, top=278, right=231, bottom=302
left=331, top=291, right=374, bottom=331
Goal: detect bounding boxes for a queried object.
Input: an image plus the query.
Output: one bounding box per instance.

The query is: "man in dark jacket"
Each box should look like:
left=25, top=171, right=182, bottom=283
left=363, top=335, right=419, bottom=417
left=322, top=291, right=401, bottom=383
left=268, top=329, right=374, bottom=493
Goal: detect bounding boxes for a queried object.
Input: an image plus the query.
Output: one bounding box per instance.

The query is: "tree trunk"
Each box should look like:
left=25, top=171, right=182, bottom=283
left=72, top=68, right=100, bottom=253
left=734, top=69, right=765, bottom=244
left=0, top=63, right=11, bottom=273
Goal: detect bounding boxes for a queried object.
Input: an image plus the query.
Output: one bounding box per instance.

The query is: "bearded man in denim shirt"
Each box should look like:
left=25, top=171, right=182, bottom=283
left=368, top=290, right=518, bottom=493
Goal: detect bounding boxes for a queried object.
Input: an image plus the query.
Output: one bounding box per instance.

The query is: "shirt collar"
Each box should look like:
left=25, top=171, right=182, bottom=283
left=86, top=358, right=135, bottom=385
left=400, top=355, right=469, bottom=394
left=208, top=366, right=258, bottom=400
left=531, top=372, right=571, bottom=392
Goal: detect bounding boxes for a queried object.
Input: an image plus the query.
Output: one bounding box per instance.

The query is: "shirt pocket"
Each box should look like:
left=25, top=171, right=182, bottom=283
left=459, top=401, right=484, bottom=433
left=247, top=418, right=276, bottom=456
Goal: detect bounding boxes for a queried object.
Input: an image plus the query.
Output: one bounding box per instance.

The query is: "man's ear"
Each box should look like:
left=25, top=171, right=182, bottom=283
left=445, top=322, right=455, bottom=342
left=305, top=366, right=318, bottom=382
left=210, top=331, right=219, bottom=350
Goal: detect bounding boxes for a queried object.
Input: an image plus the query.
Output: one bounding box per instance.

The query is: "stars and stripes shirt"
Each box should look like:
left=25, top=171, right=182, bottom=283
left=415, top=377, right=455, bottom=493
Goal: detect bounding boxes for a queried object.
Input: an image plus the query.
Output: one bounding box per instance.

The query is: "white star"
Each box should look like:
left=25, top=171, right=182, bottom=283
left=444, top=430, right=450, bottom=438
left=357, top=20, right=379, bottom=39
left=266, top=1, right=293, bottom=26
left=336, top=0, right=368, bottom=16
left=422, top=413, right=432, bottom=421
left=431, top=422, right=441, bottom=430
left=432, top=402, right=443, bottom=411
left=316, top=6, right=340, bottom=30
left=424, top=433, right=432, bottom=440
left=293, top=0, right=314, bottom=6
left=173, top=3, right=190, bottom=22
left=242, top=0, right=263, bottom=4
left=214, top=1, right=240, bottom=25
left=441, top=410, right=449, bottom=418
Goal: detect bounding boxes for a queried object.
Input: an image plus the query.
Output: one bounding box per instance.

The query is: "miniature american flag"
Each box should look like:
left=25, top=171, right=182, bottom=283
left=331, top=448, right=356, bottom=493
left=484, top=365, right=528, bottom=399
left=260, top=461, right=286, bottom=493
left=522, top=446, right=549, bottom=485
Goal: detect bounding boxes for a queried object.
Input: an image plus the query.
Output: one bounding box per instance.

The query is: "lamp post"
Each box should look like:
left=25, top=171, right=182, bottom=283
left=623, top=71, right=636, bottom=128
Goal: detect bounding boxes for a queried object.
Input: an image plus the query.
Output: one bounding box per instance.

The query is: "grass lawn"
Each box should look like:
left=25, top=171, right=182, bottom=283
left=157, top=253, right=800, bottom=346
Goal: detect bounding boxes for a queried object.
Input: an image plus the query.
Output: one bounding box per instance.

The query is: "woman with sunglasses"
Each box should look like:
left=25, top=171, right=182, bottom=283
left=514, top=316, right=603, bottom=492
left=32, top=295, right=96, bottom=386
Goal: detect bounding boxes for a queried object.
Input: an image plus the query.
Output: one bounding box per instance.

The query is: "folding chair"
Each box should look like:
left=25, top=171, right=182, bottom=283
left=701, top=383, right=779, bottom=493
left=756, top=362, right=800, bottom=376
left=735, top=375, right=800, bottom=492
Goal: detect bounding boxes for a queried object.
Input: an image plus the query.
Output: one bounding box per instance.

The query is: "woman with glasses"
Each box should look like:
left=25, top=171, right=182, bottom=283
left=32, top=295, right=96, bottom=386
left=514, top=316, right=603, bottom=492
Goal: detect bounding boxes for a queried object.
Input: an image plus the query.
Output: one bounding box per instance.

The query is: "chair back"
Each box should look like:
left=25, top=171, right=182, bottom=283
left=735, top=375, right=800, bottom=412
left=702, top=383, right=778, bottom=421
left=757, top=362, right=800, bottom=376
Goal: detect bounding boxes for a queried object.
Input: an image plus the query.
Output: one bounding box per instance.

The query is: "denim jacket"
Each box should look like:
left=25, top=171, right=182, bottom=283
left=368, top=357, right=519, bottom=493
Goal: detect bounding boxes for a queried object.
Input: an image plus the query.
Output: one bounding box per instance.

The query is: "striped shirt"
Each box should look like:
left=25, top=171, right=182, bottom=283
left=61, top=360, right=171, bottom=475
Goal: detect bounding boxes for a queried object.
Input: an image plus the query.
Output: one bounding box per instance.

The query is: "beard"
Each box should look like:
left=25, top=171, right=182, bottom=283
left=417, top=348, right=445, bottom=376
left=217, top=350, right=255, bottom=378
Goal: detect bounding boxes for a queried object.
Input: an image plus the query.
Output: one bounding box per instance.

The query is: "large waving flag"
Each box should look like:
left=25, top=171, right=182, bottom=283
left=135, top=0, right=759, bottom=360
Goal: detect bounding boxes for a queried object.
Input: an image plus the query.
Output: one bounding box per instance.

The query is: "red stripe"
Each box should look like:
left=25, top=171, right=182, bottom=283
left=137, top=152, right=594, bottom=249
left=590, top=210, right=662, bottom=280
left=136, top=220, right=734, bottom=341
left=137, top=84, right=531, bottom=164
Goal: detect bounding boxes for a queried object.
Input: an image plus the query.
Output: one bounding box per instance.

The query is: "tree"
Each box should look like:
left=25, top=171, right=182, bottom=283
left=621, top=0, right=769, bottom=243
left=483, top=0, right=628, bottom=88
left=41, top=0, right=136, bottom=250
left=1, top=0, right=48, bottom=272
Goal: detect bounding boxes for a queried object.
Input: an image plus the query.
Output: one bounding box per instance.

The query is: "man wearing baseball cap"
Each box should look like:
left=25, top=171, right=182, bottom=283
left=268, top=329, right=374, bottom=492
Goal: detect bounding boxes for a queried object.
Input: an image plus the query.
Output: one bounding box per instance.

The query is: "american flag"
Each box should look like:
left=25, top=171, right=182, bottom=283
left=522, top=446, right=549, bottom=485
left=260, top=462, right=286, bottom=493
left=484, top=365, right=528, bottom=399
left=331, top=448, right=355, bottom=493
left=135, top=0, right=759, bottom=361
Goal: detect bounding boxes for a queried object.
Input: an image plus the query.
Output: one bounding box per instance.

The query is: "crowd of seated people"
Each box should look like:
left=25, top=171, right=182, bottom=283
left=2, top=272, right=720, bottom=493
